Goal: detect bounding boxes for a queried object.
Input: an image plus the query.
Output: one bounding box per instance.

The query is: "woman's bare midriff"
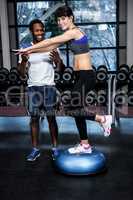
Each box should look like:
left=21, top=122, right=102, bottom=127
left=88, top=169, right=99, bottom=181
left=74, top=52, right=92, bottom=71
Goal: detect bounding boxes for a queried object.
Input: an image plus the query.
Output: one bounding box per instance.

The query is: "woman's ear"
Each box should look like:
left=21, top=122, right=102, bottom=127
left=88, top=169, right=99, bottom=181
left=70, top=15, right=74, bottom=22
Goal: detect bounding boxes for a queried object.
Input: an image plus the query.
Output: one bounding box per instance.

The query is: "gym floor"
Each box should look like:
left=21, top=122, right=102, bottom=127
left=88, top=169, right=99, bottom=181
left=0, top=116, right=133, bottom=200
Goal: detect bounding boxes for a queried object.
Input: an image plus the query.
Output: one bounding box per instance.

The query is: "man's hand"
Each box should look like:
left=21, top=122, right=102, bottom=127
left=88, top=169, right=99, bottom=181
left=17, top=54, right=29, bottom=78
left=50, top=50, right=63, bottom=65
left=21, top=54, right=29, bottom=62
left=50, top=49, right=65, bottom=72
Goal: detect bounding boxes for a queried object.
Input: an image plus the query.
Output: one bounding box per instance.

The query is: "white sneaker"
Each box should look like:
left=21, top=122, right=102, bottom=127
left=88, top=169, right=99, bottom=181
left=101, top=115, right=112, bottom=137
left=68, top=143, right=92, bottom=154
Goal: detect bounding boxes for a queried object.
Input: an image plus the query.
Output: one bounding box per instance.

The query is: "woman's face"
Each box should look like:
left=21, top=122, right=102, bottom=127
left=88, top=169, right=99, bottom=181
left=57, top=16, right=73, bottom=31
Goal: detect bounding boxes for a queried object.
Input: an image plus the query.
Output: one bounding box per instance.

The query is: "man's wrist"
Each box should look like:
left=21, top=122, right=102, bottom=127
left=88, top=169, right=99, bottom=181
left=21, top=55, right=29, bottom=62
left=22, top=59, right=28, bottom=63
left=56, top=59, right=63, bottom=66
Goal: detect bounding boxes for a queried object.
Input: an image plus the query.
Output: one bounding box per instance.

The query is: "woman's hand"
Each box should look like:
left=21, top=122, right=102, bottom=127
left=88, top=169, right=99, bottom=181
left=12, top=48, right=31, bottom=55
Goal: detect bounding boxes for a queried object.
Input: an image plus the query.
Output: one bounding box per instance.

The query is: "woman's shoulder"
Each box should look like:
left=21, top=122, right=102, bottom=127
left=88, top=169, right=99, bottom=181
left=63, top=29, right=77, bottom=40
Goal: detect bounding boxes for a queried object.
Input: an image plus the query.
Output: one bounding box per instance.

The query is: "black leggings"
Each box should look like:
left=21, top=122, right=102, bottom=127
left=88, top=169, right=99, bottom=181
left=71, top=70, right=96, bottom=140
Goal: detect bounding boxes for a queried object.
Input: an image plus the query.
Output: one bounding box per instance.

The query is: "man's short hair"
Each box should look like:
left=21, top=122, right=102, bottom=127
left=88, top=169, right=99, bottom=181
left=29, top=19, right=44, bottom=32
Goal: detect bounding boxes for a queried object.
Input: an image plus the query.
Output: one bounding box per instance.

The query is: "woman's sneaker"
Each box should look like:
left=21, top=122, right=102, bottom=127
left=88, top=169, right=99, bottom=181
left=68, top=143, right=92, bottom=154
left=101, top=115, right=112, bottom=137
left=26, top=148, right=40, bottom=162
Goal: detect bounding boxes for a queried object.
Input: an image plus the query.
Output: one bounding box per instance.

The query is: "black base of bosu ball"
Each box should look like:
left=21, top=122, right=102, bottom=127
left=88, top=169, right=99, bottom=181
left=52, top=148, right=107, bottom=176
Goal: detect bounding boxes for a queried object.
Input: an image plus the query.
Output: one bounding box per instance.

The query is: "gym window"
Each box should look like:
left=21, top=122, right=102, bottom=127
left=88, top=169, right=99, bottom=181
left=7, top=0, right=127, bottom=71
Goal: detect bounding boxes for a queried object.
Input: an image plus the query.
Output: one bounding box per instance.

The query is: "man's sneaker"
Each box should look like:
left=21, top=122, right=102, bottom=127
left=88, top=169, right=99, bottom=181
left=101, top=115, right=112, bottom=137
left=26, top=148, right=40, bottom=162
left=51, top=147, right=59, bottom=156
left=68, top=143, right=92, bottom=154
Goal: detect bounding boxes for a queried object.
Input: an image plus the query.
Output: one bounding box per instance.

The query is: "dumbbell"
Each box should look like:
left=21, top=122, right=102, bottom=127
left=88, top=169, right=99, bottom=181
left=8, top=71, right=21, bottom=85
left=6, top=86, right=21, bottom=106
left=119, top=64, right=130, bottom=73
left=85, top=90, right=97, bottom=105
left=128, top=65, right=133, bottom=83
left=116, top=64, right=129, bottom=83
left=0, top=71, right=7, bottom=83
left=64, top=66, right=73, bottom=74
left=114, top=91, right=127, bottom=106
left=96, top=65, right=108, bottom=82
left=60, top=90, right=71, bottom=107
left=0, top=93, right=6, bottom=106
left=130, top=64, right=133, bottom=71
left=0, top=68, right=9, bottom=90
left=54, top=69, right=61, bottom=83
left=10, top=67, right=18, bottom=73
left=97, top=90, right=107, bottom=106
left=129, top=71, right=133, bottom=82
left=62, top=67, right=74, bottom=84
left=54, top=69, right=63, bottom=91
left=0, top=67, right=9, bottom=82
left=19, top=73, right=28, bottom=86
left=128, top=90, right=133, bottom=106
left=128, top=65, right=133, bottom=90
left=0, top=67, right=9, bottom=76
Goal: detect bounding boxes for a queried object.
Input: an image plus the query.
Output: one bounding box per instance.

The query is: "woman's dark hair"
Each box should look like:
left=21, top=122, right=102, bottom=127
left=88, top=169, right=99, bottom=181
left=29, top=19, right=44, bottom=32
left=55, top=6, right=74, bottom=21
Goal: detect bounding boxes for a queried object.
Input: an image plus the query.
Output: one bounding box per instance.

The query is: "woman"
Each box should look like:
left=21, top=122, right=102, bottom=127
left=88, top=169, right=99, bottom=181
left=16, top=6, right=112, bottom=154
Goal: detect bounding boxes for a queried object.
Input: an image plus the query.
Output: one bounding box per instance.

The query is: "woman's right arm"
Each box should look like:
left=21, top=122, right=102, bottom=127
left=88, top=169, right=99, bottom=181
left=30, top=44, right=60, bottom=53
left=16, top=29, right=76, bottom=54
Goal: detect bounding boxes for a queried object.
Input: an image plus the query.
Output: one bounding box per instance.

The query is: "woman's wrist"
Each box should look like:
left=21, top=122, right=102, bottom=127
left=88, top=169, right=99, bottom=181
left=26, top=47, right=32, bottom=51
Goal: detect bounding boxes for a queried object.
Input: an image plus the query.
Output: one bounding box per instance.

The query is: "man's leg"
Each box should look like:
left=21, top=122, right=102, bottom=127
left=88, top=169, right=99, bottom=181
left=27, top=86, right=42, bottom=161
left=44, top=86, right=59, bottom=155
left=46, top=115, right=58, bottom=148
left=26, top=116, right=40, bottom=161
left=30, top=116, right=40, bottom=148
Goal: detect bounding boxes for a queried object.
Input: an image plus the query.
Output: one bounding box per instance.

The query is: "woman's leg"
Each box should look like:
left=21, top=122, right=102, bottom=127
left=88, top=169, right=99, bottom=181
left=67, top=71, right=94, bottom=153
left=95, top=114, right=112, bottom=136
left=68, top=70, right=112, bottom=154
left=74, top=116, right=87, bottom=141
left=73, top=70, right=112, bottom=137
left=68, top=116, right=92, bottom=154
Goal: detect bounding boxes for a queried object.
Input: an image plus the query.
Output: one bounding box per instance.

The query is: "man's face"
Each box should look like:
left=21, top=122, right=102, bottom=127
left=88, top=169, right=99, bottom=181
left=32, top=23, right=45, bottom=42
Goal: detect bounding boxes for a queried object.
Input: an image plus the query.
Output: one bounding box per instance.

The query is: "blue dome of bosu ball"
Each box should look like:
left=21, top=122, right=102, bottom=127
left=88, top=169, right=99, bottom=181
left=52, top=148, right=107, bottom=175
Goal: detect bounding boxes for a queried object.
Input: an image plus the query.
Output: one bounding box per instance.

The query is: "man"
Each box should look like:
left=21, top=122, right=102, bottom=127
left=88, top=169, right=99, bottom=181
left=18, top=19, right=65, bottom=161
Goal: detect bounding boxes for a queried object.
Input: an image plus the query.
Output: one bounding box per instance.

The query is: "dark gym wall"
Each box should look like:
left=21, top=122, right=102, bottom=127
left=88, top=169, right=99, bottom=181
left=0, top=25, right=3, bottom=66
left=7, top=1, right=17, bottom=68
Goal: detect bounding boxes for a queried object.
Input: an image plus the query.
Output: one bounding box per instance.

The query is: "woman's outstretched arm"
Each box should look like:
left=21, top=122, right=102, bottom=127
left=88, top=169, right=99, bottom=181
left=28, top=44, right=60, bottom=53
left=17, top=29, right=76, bottom=54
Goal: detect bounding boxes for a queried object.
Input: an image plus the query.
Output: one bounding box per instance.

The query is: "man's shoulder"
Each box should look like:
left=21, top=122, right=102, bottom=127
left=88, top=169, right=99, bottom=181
left=20, top=42, right=32, bottom=49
